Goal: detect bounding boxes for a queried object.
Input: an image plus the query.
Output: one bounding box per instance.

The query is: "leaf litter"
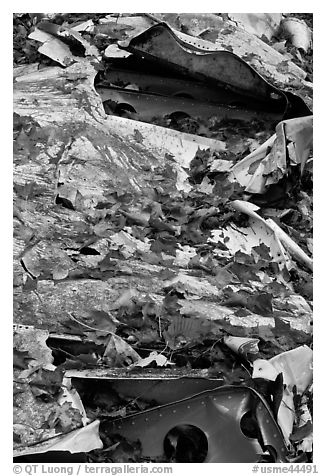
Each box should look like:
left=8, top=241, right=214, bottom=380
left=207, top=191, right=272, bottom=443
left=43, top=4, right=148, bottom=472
left=13, top=12, right=313, bottom=463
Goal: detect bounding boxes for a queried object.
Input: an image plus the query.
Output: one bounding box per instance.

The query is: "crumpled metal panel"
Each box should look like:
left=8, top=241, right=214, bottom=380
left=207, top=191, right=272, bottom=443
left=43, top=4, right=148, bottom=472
left=229, top=115, right=313, bottom=194
left=97, top=86, right=281, bottom=123
left=104, top=385, right=288, bottom=463
left=120, top=23, right=286, bottom=108
left=120, top=23, right=311, bottom=119
left=67, top=368, right=224, bottom=405
left=105, top=377, right=224, bottom=405
left=99, top=67, right=284, bottom=113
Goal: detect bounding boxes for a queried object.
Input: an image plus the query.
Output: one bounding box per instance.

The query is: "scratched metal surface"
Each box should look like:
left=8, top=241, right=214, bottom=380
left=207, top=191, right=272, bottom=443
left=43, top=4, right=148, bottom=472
left=120, top=23, right=286, bottom=105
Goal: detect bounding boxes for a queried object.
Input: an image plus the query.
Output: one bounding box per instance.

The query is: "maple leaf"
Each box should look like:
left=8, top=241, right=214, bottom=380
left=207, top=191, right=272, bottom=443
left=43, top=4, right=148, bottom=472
left=97, top=253, right=117, bottom=272
left=133, top=129, right=144, bottom=143
left=13, top=432, right=21, bottom=444
left=13, top=348, right=33, bottom=370
left=246, top=293, right=273, bottom=316
left=290, top=421, right=313, bottom=443
left=210, top=266, right=235, bottom=288
left=46, top=401, right=83, bottom=434
left=252, top=243, right=272, bottom=261
left=157, top=268, right=177, bottom=281
left=121, top=210, right=149, bottom=227
left=103, top=334, right=140, bottom=367
left=276, top=60, right=290, bottom=73
left=164, top=314, right=214, bottom=349
left=149, top=216, right=180, bottom=234
left=87, top=310, right=117, bottom=333
left=61, top=319, right=87, bottom=337
left=109, top=288, right=138, bottom=312
left=14, top=181, right=37, bottom=200
left=29, top=367, right=63, bottom=398
left=229, top=262, right=260, bottom=282
left=221, top=290, right=248, bottom=308
left=150, top=236, right=177, bottom=255
left=63, top=353, right=100, bottom=370
left=221, top=289, right=273, bottom=316
left=22, top=275, right=38, bottom=292
left=197, top=176, right=214, bottom=195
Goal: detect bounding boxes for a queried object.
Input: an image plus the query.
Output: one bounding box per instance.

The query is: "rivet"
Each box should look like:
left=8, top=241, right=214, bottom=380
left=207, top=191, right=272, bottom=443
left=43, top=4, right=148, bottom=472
left=187, top=405, right=191, bottom=409
left=213, top=398, right=217, bottom=401
left=273, top=434, right=277, bottom=438
left=131, top=421, right=135, bottom=425
left=201, top=401, right=206, bottom=405
left=173, top=409, right=177, bottom=413
left=266, top=419, right=270, bottom=424
left=228, top=396, right=232, bottom=399
left=145, top=418, right=149, bottom=422
left=117, top=426, right=121, bottom=430
left=159, top=414, right=162, bottom=417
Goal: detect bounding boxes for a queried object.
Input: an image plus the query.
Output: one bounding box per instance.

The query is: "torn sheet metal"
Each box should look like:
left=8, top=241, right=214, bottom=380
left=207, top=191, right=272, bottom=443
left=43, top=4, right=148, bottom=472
left=151, top=14, right=309, bottom=89
left=252, top=346, right=312, bottom=444
left=36, top=21, right=101, bottom=59
left=100, top=68, right=245, bottom=103
left=281, top=17, right=312, bottom=53
left=265, top=219, right=313, bottom=271
left=66, top=368, right=223, bottom=405
left=13, top=326, right=102, bottom=456
left=230, top=200, right=313, bottom=271
left=29, top=28, right=78, bottom=67
left=97, top=85, right=281, bottom=123
left=29, top=22, right=101, bottom=66
left=59, top=377, right=89, bottom=425
left=14, top=327, right=53, bottom=367
left=99, top=14, right=155, bottom=38
left=103, top=114, right=225, bottom=193
left=120, top=23, right=287, bottom=111
left=209, top=204, right=292, bottom=271
left=104, top=114, right=224, bottom=158
left=223, top=336, right=260, bottom=358
left=104, top=43, right=131, bottom=59
left=294, top=396, right=313, bottom=453
left=103, top=385, right=288, bottom=462
left=98, top=66, right=286, bottom=115
left=13, top=420, right=102, bottom=458
left=253, top=345, right=313, bottom=395
left=229, top=115, right=313, bottom=194
left=228, top=14, right=282, bottom=41
left=130, top=351, right=175, bottom=368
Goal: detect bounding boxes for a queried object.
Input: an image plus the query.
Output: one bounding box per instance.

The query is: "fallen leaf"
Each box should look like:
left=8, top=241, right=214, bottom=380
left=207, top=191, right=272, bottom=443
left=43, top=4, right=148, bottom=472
left=133, top=129, right=144, bottom=143
left=29, top=367, right=64, bottom=398
left=88, top=310, right=117, bottom=333
left=13, top=348, right=33, bottom=370
left=103, top=334, right=140, bottom=367
left=130, top=351, right=175, bottom=368
left=290, top=421, right=313, bottom=443
left=109, top=288, right=139, bottom=311
left=163, top=314, right=214, bottom=349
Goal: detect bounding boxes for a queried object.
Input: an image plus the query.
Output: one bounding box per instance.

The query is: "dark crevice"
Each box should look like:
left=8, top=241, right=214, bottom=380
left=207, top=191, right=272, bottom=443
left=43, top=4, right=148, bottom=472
left=55, top=195, right=75, bottom=210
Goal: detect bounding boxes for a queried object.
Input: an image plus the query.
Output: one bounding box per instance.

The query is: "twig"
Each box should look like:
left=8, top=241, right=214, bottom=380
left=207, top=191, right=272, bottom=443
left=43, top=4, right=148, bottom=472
left=67, top=312, right=113, bottom=334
